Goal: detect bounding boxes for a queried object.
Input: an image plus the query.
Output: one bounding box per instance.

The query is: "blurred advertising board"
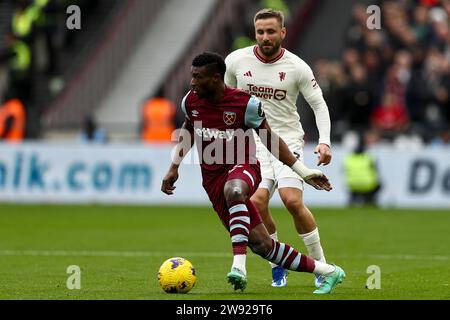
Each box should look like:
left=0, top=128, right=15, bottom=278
left=0, top=143, right=449, bottom=208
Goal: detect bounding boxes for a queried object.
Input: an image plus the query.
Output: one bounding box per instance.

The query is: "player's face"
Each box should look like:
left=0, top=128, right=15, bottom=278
left=190, top=66, right=216, bottom=99
left=255, top=18, right=286, bottom=58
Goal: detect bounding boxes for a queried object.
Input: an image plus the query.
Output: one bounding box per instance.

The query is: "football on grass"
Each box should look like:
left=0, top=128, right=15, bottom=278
left=158, top=257, right=196, bottom=293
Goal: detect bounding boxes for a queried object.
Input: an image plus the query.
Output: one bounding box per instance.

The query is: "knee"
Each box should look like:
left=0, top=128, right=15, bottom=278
left=251, top=193, right=269, bottom=212
left=224, top=185, right=247, bottom=206
left=283, top=197, right=305, bottom=215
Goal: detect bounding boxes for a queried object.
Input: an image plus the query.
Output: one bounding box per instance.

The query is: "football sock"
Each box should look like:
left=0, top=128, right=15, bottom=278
left=232, top=254, right=247, bottom=275
left=300, top=228, right=326, bottom=263
left=313, top=261, right=336, bottom=275
left=265, top=239, right=315, bottom=273
left=269, top=232, right=279, bottom=269
left=228, top=201, right=250, bottom=257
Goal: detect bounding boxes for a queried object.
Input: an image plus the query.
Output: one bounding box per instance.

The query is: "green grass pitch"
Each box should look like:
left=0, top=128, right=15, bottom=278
left=0, top=205, right=449, bottom=300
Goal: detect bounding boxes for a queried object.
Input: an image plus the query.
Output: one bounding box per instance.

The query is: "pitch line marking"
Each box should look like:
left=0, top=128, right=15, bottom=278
left=0, top=250, right=230, bottom=258
left=0, top=250, right=448, bottom=261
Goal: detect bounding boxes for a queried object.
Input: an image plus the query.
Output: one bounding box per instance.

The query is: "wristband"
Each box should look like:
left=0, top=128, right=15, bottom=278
left=291, top=160, right=322, bottom=180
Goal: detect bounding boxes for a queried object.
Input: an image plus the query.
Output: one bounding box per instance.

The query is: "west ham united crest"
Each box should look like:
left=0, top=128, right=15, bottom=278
left=223, top=111, right=236, bottom=126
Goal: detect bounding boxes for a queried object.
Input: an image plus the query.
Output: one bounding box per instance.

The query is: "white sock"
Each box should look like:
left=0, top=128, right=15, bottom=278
left=313, top=261, right=335, bottom=275
left=232, top=254, right=247, bottom=275
left=269, top=232, right=278, bottom=269
left=300, top=228, right=326, bottom=263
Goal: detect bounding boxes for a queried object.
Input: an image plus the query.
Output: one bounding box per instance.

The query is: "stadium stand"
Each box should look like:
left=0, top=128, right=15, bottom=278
left=93, top=0, right=218, bottom=141
left=0, top=0, right=448, bottom=146
left=41, top=0, right=130, bottom=136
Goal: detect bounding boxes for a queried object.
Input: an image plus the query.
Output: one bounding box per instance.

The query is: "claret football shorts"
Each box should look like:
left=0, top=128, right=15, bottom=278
left=201, top=163, right=263, bottom=231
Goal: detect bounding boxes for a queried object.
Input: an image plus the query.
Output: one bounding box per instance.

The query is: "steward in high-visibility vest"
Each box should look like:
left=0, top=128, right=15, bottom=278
left=1, top=34, right=33, bottom=102
left=0, top=99, right=26, bottom=142
left=344, top=153, right=379, bottom=193
left=12, top=0, right=49, bottom=39
left=141, top=97, right=176, bottom=142
left=0, top=34, right=32, bottom=74
left=12, top=3, right=38, bottom=39
left=10, top=39, right=32, bottom=74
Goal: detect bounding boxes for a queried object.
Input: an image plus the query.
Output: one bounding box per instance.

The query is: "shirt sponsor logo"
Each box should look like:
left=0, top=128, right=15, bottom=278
left=245, top=84, right=287, bottom=101
left=194, top=127, right=235, bottom=141
left=274, top=90, right=287, bottom=101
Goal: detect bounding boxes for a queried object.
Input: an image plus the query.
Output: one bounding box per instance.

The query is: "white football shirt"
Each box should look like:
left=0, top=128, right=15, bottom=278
left=225, top=46, right=331, bottom=146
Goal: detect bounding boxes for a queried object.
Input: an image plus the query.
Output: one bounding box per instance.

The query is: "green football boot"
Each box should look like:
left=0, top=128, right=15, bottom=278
left=227, top=268, right=247, bottom=292
left=313, top=265, right=345, bottom=294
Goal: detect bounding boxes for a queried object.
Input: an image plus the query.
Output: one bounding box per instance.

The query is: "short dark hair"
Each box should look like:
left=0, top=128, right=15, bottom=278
left=192, top=52, right=226, bottom=79
left=254, top=8, right=285, bottom=28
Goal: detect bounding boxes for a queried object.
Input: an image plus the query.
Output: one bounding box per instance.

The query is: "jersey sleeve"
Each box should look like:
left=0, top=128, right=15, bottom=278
left=298, top=61, right=331, bottom=146
left=298, top=61, right=322, bottom=100
left=244, top=95, right=265, bottom=128
left=180, top=92, right=191, bottom=123
left=224, top=54, right=237, bottom=88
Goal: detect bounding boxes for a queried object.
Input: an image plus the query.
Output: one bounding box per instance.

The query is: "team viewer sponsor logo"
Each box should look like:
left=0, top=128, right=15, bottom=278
left=274, top=90, right=287, bottom=101
left=245, top=84, right=287, bottom=101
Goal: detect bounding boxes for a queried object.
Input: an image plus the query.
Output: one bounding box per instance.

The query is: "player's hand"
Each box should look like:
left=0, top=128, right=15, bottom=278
left=314, top=144, right=332, bottom=166
left=304, top=173, right=333, bottom=192
left=291, top=161, right=331, bottom=191
left=161, top=169, right=179, bottom=195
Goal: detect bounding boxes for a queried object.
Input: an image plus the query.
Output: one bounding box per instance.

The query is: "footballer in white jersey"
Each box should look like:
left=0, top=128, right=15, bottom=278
left=225, top=45, right=332, bottom=189
left=225, top=45, right=330, bottom=142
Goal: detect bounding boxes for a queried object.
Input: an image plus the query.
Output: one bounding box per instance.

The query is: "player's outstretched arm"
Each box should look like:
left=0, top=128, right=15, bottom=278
left=161, top=120, right=194, bottom=195
left=256, top=120, right=332, bottom=191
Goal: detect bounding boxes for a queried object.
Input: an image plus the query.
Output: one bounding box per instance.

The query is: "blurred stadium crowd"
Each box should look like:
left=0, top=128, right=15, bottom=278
left=315, top=0, right=450, bottom=146
left=0, top=0, right=449, bottom=146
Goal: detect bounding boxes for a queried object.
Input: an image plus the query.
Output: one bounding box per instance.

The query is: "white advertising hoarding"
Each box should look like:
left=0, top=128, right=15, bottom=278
left=0, top=143, right=205, bottom=204
left=0, top=142, right=449, bottom=208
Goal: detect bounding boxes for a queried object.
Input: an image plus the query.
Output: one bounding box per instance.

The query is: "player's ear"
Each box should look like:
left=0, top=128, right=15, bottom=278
left=281, top=27, right=287, bottom=40
left=213, top=73, right=221, bottom=82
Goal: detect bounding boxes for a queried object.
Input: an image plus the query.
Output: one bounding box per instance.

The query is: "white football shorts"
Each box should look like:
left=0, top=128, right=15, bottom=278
left=255, top=135, right=305, bottom=191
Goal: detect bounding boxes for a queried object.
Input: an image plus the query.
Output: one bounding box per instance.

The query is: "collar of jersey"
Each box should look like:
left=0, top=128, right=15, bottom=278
left=253, top=46, right=285, bottom=64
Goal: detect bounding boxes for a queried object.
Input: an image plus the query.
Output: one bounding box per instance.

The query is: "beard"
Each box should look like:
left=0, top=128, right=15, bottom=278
left=258, top=40, right=282, bottom=57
